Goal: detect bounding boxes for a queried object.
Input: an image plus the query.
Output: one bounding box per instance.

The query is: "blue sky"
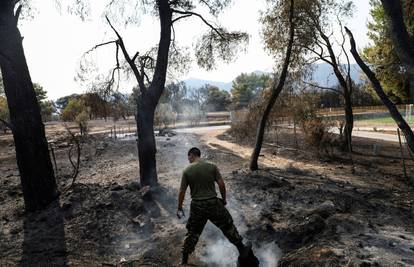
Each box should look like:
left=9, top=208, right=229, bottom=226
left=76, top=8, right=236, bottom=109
left=20, top=0, right=372, bottom=100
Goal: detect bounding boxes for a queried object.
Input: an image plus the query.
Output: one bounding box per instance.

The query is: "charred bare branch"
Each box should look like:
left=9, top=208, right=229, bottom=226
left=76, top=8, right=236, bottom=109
left=171, top=9, right=225, bottom=39
left=338, top=18, right=353, bottom=95
left=105, top=16, right=147, bottom=93
left=172, top=14, right=192, bottom=23
left=132, top=52, right=140, bottom=63
left=302, top=80, right=343, bottom=95
left=14, top=4, right=22, bottom=24
left=85, top=40, right=117, bottom=54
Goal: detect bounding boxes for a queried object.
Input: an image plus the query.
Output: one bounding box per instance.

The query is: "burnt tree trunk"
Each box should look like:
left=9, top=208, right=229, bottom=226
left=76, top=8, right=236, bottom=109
left=249, top=0, right=295, bottom=171
left=107, top=0, right=172, bottom=186
left=318, top=30, right=354, bottom=151
left=135, top=0, right=172, bottom=186
left=136, top=96, right=158, bottom=186
left=343, top=82, right=354, bottom=152
left=346, top=27, right=414, bottom=154
left=0, top=2, right=57, bottom=211
left=381, top=0, right=414, bottom=103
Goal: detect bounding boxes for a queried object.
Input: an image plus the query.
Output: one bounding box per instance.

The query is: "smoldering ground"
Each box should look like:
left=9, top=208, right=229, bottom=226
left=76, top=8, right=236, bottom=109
left=161, top=131, right=282, bottom=266
left=2, top=124, right=413, bottom=266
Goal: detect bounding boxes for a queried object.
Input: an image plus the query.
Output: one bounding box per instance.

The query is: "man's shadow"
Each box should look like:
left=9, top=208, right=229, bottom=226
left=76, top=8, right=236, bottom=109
left=20, top=200, right=67, bottom=266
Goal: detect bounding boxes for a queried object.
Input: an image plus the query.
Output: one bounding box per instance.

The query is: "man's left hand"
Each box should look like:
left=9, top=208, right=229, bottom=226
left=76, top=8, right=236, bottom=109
left=177, top=208, right=185, bottom=219
left=220, top=198, right=227, bottom=206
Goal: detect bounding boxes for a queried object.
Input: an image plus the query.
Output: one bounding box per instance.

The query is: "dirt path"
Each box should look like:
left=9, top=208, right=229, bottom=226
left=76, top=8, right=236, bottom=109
left=198, top=129, right=380, bottom=189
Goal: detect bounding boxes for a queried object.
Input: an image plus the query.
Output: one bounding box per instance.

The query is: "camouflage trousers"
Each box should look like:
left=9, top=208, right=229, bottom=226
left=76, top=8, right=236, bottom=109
left=182, top=197, right=243, bottom=254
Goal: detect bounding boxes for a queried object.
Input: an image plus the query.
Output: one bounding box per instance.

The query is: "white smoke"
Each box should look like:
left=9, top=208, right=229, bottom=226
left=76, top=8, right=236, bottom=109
left=200, top=238, right=281, bottom=267
left=200, top=238, right=239, bottom=266
left=256, top=242, right=282, bottom=267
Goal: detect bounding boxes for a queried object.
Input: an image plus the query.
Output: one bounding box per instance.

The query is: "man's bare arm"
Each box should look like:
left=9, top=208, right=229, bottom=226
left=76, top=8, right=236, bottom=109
left=217, top=179, right=227, bottom=205
left=178, top=190, right=186, bottom=210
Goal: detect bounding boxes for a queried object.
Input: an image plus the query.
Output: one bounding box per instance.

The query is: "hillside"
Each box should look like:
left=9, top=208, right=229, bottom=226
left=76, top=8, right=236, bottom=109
left=183, top=63, right=362, bottom=91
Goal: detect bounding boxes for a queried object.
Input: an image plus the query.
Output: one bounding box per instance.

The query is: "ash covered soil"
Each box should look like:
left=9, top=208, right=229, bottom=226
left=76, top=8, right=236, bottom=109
left=0, top=128, right=414, bottom=266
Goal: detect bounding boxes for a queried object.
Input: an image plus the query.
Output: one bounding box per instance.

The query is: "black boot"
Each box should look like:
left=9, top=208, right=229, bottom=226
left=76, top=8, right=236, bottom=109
left=236, top=241, right=252, bottom=259
left=181, top=253, right=189, bottom=265
left=236, top=241, right=259, bottom=267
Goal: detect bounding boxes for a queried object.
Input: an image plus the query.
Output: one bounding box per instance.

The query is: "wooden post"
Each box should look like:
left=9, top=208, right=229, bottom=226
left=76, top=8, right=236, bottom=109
left=347, top=130, right=355, bottom=174
left=397, top=128, right=408, bottom=179
left=293, top=121, right=298, bottom=149
left=110, top=129, right=113, bottom=139
left=114, top=125, right=117, bottom=139
left=49, top=143, right=58, bottom=176
left=373, top=144, right=378, bottom=156
left=275, top=125, right=279, bottom=146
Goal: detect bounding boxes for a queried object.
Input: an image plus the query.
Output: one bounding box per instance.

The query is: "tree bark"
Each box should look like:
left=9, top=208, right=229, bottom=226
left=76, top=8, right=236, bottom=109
left=319, top=30, right=354, bottom=151
left=135, top=0, right=172, bottom=186
left=343, top=84, right=354, bottom=152
left=346, top=27, right=414, bottom=154
left=136, top=98, right=158, bottom=186
left=0, top=2, right=57, bottom=211
left=381, top=0, right=414, bottom=103
left=249, top=0, right=295, bottom=171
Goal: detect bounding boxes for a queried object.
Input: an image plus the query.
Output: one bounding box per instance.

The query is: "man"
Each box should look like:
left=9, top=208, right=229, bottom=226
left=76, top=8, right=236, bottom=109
left=177, top=147, right=255, bottom=265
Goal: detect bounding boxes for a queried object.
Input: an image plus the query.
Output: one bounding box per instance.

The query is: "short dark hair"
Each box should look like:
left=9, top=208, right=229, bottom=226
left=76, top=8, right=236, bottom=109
left=188, top=147, right=201, bottom=157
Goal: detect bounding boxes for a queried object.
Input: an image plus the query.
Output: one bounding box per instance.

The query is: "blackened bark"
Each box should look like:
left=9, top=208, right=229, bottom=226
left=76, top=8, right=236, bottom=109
left=0, top=2, right=57, bottom=211
left=136, top=0, right=172, bottom=186
left=410, top=76, right=414, bottom=104
left=343, top=84, right=354, bottom=152
left=381, top=0, right=414, bottom=103
left=136, top=97, right=158, bottom=186
left=346, top=27, right=414, bottom=154
left=249, top=0, right=295, bottom=171
left=319, top=31, right=354, bottom=151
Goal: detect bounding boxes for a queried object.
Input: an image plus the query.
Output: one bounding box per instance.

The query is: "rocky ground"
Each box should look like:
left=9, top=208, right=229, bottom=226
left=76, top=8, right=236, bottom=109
left=0, top=127, right=414, bottom=266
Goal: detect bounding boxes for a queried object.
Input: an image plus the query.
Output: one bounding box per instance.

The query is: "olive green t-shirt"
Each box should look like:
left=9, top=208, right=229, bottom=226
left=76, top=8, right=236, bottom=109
left=180, top=160, right=222, bottom=200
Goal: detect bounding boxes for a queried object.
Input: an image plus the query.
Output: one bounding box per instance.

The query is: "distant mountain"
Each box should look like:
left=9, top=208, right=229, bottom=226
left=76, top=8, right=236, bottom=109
left=184, top=78, right=232, bottom=91
left=309, top=63, right=361, bottom=87
left=183, top=63, right=362, bottom=92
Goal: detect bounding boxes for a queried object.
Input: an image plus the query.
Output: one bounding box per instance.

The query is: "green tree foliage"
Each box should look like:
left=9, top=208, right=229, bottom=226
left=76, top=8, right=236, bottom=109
left=200, top=85, right=231, bottom=111
left=110, top=92, right=132, bottom=121
left=82, top=92, right=108, bottom=119
left=33, top=83, right=55, bottom=121
left=55, top=94, right=81, bottom=111
left=1, top=81, right=54, bottom=122
left=61, top=98, right=89, bottom=134
left=61, top=99, right=87, bottom=121
left=363, top=0, right=414, bottom=103
left=231, top=73, right=271, bottom=109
